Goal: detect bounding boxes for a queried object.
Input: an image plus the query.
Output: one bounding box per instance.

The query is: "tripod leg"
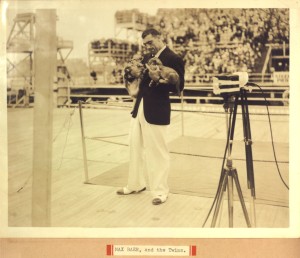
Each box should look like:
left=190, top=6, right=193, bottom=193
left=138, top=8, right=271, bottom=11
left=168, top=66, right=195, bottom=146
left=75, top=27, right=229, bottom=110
left=228, top=95, right=239, bottom=156
left=227, top=170, right=234, bottom=228
left=211, top=169, right=228, bottom=227
left=250, top=195, right=257, bottom=227
left=240, top=89, right=256, bottom=227
left=232, top=169, right=252, bottom=227
left=216, top=170, right=226, bottom=227
left=241, top=90, right=256, bottom=197
left=217, top=197, right=224, bottom=227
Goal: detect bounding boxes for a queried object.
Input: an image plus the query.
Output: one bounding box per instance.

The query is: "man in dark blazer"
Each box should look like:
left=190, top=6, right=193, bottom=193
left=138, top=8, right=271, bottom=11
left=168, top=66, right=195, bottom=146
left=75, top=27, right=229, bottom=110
left=117, top=28, right=185, bottom=205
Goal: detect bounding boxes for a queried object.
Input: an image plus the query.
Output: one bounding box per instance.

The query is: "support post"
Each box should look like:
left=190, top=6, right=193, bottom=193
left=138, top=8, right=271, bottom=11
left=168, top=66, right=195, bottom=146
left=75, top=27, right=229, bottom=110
left=78, top=101, right=89, bottom=183
left=180, top=91, right=184, bottom=136
left=32, top=9, right=57, bottom=227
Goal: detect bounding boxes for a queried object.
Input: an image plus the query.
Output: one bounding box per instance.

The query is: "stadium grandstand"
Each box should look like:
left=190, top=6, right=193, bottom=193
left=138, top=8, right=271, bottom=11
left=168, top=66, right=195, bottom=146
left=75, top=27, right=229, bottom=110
left=84, top=8, right=289, bottom=106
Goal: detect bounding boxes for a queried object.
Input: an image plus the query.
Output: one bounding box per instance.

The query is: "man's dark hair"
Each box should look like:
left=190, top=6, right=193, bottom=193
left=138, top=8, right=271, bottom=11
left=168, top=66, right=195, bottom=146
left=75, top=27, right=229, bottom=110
left=142, top=28, right=161, bottom=39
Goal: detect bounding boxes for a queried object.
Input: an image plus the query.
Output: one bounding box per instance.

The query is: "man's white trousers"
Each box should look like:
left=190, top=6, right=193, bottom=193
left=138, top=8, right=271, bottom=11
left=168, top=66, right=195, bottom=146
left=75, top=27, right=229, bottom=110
left=127, top=99, right=170, bottom=201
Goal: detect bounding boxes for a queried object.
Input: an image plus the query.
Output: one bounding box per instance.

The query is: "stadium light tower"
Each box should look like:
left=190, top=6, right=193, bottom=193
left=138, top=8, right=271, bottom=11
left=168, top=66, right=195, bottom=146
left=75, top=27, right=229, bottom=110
left=6, top=13, right=35, bottom=107
left=6, top=12, right=73, bottom=107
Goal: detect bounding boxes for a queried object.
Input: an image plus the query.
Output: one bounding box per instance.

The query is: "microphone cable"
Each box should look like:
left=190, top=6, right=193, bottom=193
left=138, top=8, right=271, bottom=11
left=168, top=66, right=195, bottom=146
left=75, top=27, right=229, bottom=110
left=246, top=82, right=289, bottom=190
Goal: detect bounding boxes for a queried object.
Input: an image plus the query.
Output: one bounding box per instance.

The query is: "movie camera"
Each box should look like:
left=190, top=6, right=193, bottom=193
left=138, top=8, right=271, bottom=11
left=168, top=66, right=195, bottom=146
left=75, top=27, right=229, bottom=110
left=212, top=72, right=251, bottom=95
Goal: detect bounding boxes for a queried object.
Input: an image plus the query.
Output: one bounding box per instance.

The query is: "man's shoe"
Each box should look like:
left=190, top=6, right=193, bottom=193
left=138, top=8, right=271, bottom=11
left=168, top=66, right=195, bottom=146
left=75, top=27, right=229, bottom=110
left=116, top=187, right=146, bottom=195
left=152, top=197, right=166, bottom=205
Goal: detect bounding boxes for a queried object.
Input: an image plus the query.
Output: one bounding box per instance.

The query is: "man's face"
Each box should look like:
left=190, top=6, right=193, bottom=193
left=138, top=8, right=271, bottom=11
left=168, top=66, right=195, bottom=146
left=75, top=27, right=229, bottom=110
left=143, top=34, right=162, bottom=56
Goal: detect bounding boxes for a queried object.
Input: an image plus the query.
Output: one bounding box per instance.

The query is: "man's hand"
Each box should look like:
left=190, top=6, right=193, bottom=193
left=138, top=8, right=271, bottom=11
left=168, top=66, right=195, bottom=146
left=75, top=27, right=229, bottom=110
left=147, top=57, right=179, bottom=85
left=146, top=63, right=161, bottom=82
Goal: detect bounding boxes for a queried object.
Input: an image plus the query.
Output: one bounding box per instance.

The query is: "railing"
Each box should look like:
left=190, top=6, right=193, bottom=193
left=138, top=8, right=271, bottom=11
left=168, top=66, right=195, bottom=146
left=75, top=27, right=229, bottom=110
left=64, top=75, right=289, bottom=107
left=184, top=72, right=274, bottom=84
left=7, top=72, right=289, bottom=108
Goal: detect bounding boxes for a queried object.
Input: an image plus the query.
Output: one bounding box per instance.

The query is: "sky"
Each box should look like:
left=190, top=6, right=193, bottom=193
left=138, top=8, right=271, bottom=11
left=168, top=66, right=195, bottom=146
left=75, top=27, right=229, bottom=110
left=56, top=7, right=159, bottom=60
left=5, top=1, right=159, bottom=62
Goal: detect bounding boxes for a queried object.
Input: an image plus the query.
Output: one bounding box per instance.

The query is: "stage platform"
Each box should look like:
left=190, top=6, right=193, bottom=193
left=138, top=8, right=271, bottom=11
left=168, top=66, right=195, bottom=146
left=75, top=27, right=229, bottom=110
left=7, top=103, right=289, bottom=228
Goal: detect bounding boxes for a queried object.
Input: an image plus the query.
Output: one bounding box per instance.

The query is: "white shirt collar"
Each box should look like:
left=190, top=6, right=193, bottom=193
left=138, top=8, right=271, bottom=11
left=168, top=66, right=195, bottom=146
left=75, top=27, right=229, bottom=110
left=154, top=45, right=167, bottom=58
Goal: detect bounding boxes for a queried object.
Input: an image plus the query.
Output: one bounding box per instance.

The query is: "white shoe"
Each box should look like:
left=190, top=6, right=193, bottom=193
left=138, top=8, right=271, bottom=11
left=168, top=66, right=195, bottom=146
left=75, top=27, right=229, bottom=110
left=116, top=187, right=146, bottom=195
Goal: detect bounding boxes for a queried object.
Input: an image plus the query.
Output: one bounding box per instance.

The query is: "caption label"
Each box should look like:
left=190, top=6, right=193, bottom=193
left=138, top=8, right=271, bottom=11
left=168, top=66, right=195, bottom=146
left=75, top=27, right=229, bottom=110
left=107, top=245, right=196, bottom=256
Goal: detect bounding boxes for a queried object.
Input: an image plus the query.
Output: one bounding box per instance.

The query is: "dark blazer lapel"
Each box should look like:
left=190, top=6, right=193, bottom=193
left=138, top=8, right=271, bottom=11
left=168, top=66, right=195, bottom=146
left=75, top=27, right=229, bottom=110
left=158, top=46, right=171, bottom=63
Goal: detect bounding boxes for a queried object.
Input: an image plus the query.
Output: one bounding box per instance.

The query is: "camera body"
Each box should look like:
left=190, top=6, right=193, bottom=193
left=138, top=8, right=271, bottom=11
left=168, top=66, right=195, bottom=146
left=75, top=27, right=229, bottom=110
left=212, top=72, right=249, bottom=95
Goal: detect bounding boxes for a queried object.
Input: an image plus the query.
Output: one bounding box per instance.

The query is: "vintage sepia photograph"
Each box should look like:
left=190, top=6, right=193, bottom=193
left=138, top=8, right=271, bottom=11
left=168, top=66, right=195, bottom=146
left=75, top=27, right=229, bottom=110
left=1, top=0, right=300, bottom=248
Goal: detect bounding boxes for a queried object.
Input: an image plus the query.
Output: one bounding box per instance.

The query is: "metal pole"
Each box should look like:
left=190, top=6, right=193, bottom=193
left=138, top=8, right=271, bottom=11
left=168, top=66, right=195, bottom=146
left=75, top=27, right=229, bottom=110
left=78, top=101, right=89, bottom=183
left=181, top=91, right=184, bottom=136
left=67, top=78, right=71, bottom=108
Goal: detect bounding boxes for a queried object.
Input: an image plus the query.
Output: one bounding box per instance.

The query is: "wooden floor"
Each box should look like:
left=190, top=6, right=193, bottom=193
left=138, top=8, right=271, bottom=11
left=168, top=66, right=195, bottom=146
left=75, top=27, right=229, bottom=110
left=7, top=102, right=290, bottom=228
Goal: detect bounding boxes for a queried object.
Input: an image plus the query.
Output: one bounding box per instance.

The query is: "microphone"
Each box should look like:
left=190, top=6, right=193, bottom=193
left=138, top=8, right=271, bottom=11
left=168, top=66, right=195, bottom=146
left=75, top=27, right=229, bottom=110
left=212, top=72, right=249, bottom=95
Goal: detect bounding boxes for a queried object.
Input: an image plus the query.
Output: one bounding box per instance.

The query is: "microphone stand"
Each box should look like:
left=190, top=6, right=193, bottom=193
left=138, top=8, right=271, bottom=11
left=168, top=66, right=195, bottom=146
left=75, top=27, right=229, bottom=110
left=210, top=88, right=256, bottom=228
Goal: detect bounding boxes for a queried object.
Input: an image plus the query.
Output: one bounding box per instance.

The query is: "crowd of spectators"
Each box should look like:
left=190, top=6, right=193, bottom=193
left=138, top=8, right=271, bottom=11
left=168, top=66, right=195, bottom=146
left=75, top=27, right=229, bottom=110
left=154, top=8, right=289, bottom=80
left=155, top=9, right=289, bottom=46
left=108, top=9, right=289, bottom=84
left=90, top=38, right=139, bottom=57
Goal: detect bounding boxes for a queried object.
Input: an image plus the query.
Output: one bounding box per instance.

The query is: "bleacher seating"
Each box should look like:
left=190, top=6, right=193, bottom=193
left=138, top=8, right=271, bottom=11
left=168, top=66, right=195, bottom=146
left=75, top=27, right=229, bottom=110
left=89, top=38, right=139, bottom=58
left=88, top=38, right=139, bottom=84
left=98, top=8, right=289, bottom=84
left=157, top=8, right=289, bottom=75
